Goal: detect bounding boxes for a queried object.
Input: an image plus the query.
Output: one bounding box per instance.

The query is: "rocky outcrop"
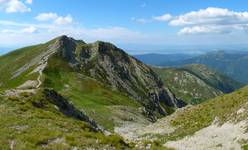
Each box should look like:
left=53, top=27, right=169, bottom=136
left=43, top=89, right=102, bottom=131
left=49, top=36, right=185, bottom=120
left=55, top=35, right=78, bottom=64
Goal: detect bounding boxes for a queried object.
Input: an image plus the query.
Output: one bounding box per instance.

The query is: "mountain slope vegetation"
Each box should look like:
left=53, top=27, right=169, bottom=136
left=0, top=89, right=129, bottom=149
left=159, top=51, right=248, bottom=84
left=117, top=85, right=248, bottom=149
left=182, top=64, right=242, bottom=93
left=0, top=35, right=186, bottom=149
left=1, top=35, right=246, bottom=149
left=43, top=54, right=142, bottom=130
left=153, top=64, right=241, bottom=104
left=163, top=85, right=248, bottom=149
left=153, top=67, right=221, bottom=104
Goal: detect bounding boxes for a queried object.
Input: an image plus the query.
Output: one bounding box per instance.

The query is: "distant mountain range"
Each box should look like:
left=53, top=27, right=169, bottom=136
left=134, top=53, right=198, bottom=66
left=135, top=51, right=248, bottom=84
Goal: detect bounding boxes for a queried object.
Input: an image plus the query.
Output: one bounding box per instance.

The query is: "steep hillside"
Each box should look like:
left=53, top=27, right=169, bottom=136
left=160, top=51, right=248, bottom=84
left=153, top=64, right=241, bottom=104
left=153, top=67, right=222, bottom=104
left=0, top=35, right=185, bottom=131
left=0, top=89, right=129, bottom=149
left=117, top=85, right=248, bottom=149
left=43, top=55, right=143, bottom=130
left=163, top=86, right=248, bottom=149
left=71, top=39, right=185, bottom=114
left=182, top=64, right=242, bottom=93
left=0, top=43, right=51, bottom=90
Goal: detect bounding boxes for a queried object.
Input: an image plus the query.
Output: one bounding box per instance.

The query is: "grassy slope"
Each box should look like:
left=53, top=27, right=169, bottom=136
left=158, top=86, right=248, bottom=144
left=0, top=91, right=128, bottom=150
left=244, top=144, right=248, bottom=150
left=0, top=40, right=136, bottom=149
left=43, top=56, right=141, bottom=130
left=153, top=67, right=222, bottom=104
left=0, top=43, right=52, bottom=90
left=182, top=64, right=242, bottom=93
left=166, top=51, right=248, bottom=84
left=0, top=38, right=144, bottom=130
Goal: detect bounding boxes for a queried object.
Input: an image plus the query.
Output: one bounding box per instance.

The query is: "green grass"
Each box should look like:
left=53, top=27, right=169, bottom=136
left=0, top=90, right=129, bottom=149
left=243, top=144, right=248, bottom=150
left=0, top=43, right=50, bottom=90
left=0, top=36, right=69, bottom=90
left=182, top=64, right=242, bottom=93
left=154, top=67, right=222, bottom=104
left=158, top=86, right=248, bottom=143
left=43, top=56, right=141, bottom=130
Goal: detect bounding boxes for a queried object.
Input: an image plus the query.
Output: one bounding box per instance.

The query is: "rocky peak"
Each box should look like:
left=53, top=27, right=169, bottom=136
left=93, top=41, right=126, bottom=55
left=48, top=36, right=186, bottom=120
left=79, top=41, right=129, bottom=62
left=55, top=35, right=77, bottom=63
left=53, top=35, right=85, bottom=63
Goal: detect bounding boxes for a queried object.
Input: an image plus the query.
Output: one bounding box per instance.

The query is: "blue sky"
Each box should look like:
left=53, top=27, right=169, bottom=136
left=1, top=0, right=248, bottom=54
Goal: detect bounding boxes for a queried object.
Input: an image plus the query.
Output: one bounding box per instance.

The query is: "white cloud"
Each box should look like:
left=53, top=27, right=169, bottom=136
left=22, top=26, right=37, bottom=33
left=1, top=26, right=37, bottom=34
left=81, top=27, right=145, bottom=42
left=1, top=29, right=13, bottom=33
left=178, top=24, right=248, bottom=35
left=170, top=7, right=248, bottom=26
left=5, top=0, right=31, bottom=13
left=132, top=14, right=172, bottom=24
left=35, top=13, right=58, bottom=21
left=25, top=0, right=32, bottom=4
left=0, top=19, right=150, bottom=46
left=54, top=15, right=73, bottom=25
left=153, top=14, right=172, bottom=22
left=35, top=13, right=73, bottom=25
left=167, top=7, right=248, bottom=35
left=178, top=26, right=222, bottom=35
left=0, top=0, right=8, bottom=4
left=131, top=17, right=151, bottom=24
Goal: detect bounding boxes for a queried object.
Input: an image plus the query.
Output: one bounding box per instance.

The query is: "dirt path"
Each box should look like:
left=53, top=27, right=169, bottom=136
left=5, top=45, right=57, bottom=97
left=35, top=58, right=48, bottom=89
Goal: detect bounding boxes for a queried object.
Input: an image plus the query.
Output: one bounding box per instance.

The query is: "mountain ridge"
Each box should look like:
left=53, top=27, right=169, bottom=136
left=157, top=51, right=248, bottom=84
left=0, top=36, right=247, bottom=149
left=0, top=35, right=185, bottom=125
left=153, top=64, right=242, bottom=104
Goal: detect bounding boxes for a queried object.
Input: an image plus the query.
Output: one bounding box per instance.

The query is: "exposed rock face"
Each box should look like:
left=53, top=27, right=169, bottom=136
left=55, top=35, right=78, bottom=64
left=50, top=36, right=185, bottom=120
left=44, top=89, right=101, bottom=131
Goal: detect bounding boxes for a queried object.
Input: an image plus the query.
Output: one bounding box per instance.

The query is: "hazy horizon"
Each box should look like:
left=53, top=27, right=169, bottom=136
left=1, top=0, right=248, bottom=55
left=2, top=41, right=248, bottom=55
